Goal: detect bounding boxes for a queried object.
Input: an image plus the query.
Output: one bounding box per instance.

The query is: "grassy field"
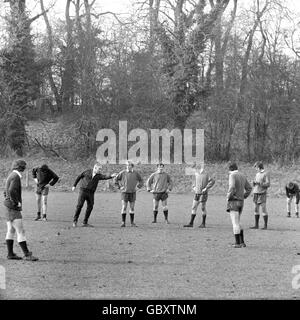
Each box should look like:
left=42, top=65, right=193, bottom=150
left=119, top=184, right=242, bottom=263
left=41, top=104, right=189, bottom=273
left=0, top=190, right=300, bottom=299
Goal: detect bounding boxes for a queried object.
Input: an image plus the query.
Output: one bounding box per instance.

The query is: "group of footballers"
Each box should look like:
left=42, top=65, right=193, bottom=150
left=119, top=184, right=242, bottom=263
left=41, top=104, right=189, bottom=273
left=71, top=161, right=173, bottom=228
left=2, top=158, right=299, bottom=260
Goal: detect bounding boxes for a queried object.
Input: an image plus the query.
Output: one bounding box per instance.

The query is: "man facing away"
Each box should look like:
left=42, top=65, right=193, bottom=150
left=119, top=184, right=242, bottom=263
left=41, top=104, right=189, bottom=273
left=32, top=164, right=59, bottom=221
left=3, top=160, right=38, bottom=261
left=184, top=164, right=215, bottom=228
left=72, top=162, right=116, bottom=227
left=114, top=161, right=144, bottom=227
left=146, top=163, right=173, bottom=224
left=286, top=182, right=299, bottom=218
left=251, top=161, right=271, bottom=230
left=226, top=162, right=252, bottom=248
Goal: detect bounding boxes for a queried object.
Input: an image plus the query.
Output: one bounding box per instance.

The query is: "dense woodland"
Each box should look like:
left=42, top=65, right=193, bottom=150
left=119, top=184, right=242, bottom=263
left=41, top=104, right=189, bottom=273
left=0, top=0, right=299, bottom=163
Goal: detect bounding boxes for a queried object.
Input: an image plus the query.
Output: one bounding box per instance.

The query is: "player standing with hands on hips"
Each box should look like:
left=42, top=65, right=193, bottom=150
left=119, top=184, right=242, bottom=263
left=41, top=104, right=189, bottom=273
left=251, top=161, right=271, bottom=230
left=32, top=164, right=59, bottom=221
left=3, top=160, right=38, bottom=261
left=184, top=164, right=215, bottom=228
left=114, top=161, right=144, bottom=227
left=146, top=163, right=173, bottom=224
left=226, top=162, right=252, bottom=248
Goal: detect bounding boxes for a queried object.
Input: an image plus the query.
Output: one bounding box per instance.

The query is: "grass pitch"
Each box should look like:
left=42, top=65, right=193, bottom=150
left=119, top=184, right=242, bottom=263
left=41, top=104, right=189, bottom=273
left=0, top=191, right=300, bottom=299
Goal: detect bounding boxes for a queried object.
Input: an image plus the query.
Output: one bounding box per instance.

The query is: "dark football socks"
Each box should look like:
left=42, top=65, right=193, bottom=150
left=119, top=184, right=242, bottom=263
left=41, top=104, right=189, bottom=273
left=130, top=213, right=134, bottom=224
left=189, top=214, right=196, bottom=225
left=153, top=210, right=158, bottom=222
left=201, top=214, right=206, bottom=226
left=251, top=214, right=259, bottom=228
left=234, top=234, right=241, bottom=245
left=6, top=239, right=14, bottom=256
left=19, top=241, right=29, bottom=256
left=240, top=229, right=245, bottom=244
left=262, top=215, right=268, bottom=229
left=163, top=210, right=168, bottom=221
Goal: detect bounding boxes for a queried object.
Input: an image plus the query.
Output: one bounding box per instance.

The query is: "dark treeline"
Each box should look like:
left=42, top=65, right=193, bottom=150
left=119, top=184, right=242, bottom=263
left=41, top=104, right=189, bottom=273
left=0, top=0, right=299, bottom=163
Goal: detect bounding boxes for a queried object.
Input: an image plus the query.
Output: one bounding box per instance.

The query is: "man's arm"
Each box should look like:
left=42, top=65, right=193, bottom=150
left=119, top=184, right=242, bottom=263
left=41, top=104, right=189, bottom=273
left=146, top=174, right=154, bottom=191
left=205, top=176, right=215, bottom=191
left=7, top=177, right=21, bottom=205
left=97, top=173, right=115, bottom=181
left=286, top=187, right=290, bottom=198
left=49, top=169, right=59, bottom=186
left=244, top=179, right=253, bottom=199
left=262, top=172, right=270, bottom=188
left=137, top=172, right=144, bottom=189
left=114, top=171, right=123, bottom=188
left=32, top=168, right=37, bottom=179
left=167, top=174, right=173, bottom=191
left=295, top=185, right=300, bottom=204
left=73, top=172, right=84, bottom=188
left=32, top=168, right=38, bottom=184
left=226, top=174, right=236, bottom=201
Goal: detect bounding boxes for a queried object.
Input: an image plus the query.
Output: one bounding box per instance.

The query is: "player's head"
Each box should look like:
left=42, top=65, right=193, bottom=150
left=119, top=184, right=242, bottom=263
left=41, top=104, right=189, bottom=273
left=41, top=164, right=49, bottom=171
left=254, top=161, right=264, bottom=171
left=228, top=162, right=238, bottom=172
left=93, top=162, right=102, bottom=174
left=12, top=159, right=27, bottom=172
left=157, top=163, right=164, bottom=173
left=196, top=163, right=204, bottom=173
left=287, top=182, right=295, bottom=190
left=126, top=160, right=134, bottom=171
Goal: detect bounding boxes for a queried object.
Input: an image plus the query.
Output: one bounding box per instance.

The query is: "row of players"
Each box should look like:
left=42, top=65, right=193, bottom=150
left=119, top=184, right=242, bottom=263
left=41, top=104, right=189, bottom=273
left=2, top=159, right=300, bottom=260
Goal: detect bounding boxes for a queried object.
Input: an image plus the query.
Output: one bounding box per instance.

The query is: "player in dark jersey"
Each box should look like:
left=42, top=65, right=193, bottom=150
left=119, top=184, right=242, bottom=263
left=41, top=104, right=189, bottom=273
left=286, top=182, right=299, bottom=218
left=72, top=163, right=116, bottom=227
left=32, top=164, right=59, bottom=221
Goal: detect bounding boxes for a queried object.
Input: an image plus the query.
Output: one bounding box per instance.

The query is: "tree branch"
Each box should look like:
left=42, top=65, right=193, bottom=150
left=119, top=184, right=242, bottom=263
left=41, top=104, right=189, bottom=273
left=91, top=11, right=128, bottom=25
left=34, top=138, right=68, bottom=162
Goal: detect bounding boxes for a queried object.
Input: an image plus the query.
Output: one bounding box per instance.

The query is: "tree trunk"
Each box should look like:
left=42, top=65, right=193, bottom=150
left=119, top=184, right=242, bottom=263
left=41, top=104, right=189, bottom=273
left=61, top=0, right=75, bottom=112
left=40, top=0, right=62, bottom=112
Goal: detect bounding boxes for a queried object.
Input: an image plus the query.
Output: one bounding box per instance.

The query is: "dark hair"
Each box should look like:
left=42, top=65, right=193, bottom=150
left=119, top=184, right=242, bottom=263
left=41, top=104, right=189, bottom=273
left=254, top=161, right=264, bottom=170
left=157, top=163, right=164, bottom=167
left=41, top=164, right=49, bottom=170
left=12, top=159, right=27, bottom=172
left=287, top=182, right=295, bottom=189
left=126, top=160, right=134, bottom=167
left=228, top=162, right=238, bottom=171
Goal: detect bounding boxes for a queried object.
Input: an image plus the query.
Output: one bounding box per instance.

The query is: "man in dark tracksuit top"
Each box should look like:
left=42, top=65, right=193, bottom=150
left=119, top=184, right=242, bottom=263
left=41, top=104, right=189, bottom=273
left=286, top=182, right=299, bottom=218
left=32, top=164, right=59, bottom=221
left=226, top=162, right=252, bottom=248
left=3, top=159, right=38, bottom=261
left=72, top=163, right=115, bottom=227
